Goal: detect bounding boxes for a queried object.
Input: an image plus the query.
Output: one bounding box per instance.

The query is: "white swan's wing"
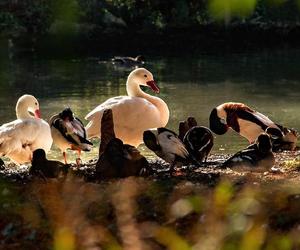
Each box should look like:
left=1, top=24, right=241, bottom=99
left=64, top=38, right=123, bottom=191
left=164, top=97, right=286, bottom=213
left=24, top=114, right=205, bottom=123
left=0, top=119, right=41, bottom=156
left=85, top=96, right=128, bottom=120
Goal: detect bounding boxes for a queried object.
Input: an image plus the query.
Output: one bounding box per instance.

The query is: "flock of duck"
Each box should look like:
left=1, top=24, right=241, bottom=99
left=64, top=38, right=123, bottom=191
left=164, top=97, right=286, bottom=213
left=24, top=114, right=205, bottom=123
left=0, top=67, right=298, bottom=178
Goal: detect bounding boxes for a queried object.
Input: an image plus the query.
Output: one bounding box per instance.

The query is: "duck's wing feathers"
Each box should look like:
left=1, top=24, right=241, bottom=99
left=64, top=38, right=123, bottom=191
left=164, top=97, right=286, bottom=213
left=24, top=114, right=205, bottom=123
left=52, top=118, right=80, bottom=146
left=223, top=148, right=257, bottom=167
left=85, top=96, right=129, bottom=120
left=229, top=108, right=276, bottom=132
left=71, top=117, right=93, bottom=145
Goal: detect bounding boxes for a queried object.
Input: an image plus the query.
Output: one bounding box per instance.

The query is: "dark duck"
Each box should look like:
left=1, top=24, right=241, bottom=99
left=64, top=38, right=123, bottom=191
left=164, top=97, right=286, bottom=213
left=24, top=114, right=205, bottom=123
left=0, top=158, right=5, bottom=170
left=30, top=149, right=69, bottom=178
left=111, top=55, right=145, bottom=67
left=143, top=127, right=193, bottom=174
left=179, top=117, right=214, bottom=163
left=49, top=108, right=93, bottom=165
left=266, top=126, right=298, bottom=152
left=209, top=102, right=298, bottom=150
left=96, top=109, right=150, bottom=179
left=222, top=133, right=275, bottom=171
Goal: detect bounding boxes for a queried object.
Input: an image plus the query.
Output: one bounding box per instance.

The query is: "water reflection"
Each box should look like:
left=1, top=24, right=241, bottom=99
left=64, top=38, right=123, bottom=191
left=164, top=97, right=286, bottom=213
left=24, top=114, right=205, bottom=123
left=0, top=50, right=299, bottom=162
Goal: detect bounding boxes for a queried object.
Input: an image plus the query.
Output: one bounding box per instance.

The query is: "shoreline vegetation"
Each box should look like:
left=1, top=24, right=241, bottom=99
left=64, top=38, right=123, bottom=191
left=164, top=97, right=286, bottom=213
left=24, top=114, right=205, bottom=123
left=0, top=152, right=300, bottom=249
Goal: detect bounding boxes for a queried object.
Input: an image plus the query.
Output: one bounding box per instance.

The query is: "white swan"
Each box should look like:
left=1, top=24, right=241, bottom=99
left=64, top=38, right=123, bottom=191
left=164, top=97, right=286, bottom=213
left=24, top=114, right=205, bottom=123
left=0, top=95, right=53, bottom=164
left=85, top=68, right=169, bottom=146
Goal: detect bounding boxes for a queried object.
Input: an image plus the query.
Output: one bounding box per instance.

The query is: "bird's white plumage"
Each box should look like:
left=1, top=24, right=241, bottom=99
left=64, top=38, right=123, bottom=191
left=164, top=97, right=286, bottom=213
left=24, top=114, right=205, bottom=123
left=237, top=112, right=279, bottom=143
left=0, top=95, right=52, bottom=164
left=85, top=68, right=169, bottom=146
left=217, top=103, right=280, bottom=143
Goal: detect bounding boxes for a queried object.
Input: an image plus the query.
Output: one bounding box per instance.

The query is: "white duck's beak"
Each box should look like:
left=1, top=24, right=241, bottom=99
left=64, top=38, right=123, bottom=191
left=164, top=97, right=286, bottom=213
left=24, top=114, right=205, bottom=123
left=146, top=80, right=160, bottom=94
left=34, top=109, right=41, bottom=118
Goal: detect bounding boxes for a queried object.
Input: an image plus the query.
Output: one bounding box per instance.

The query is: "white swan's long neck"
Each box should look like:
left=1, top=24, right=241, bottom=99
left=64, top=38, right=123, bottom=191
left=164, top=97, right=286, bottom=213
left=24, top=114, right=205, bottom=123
left=126, top=78, right=169, bottom=127
left=16, top=102, right=32, bottom=119
left=126, top=80, right=146, bottom=98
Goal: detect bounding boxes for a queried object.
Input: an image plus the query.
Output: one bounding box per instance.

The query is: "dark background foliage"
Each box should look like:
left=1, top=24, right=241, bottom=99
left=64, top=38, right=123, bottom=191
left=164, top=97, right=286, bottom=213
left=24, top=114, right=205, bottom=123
left=1, top=0, right=300, bottom=38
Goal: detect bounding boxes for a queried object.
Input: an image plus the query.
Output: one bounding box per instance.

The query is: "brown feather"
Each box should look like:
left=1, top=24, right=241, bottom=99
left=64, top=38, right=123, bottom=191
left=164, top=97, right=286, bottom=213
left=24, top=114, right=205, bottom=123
left=178, top=117, right=198, bottom=141
left=187, top=117, right=198, bottom=128
left=99, top=109, right=116, bottom=155
left=178, top=121, right=189, bottom=141
left=223, top=102, right=254, bottom=113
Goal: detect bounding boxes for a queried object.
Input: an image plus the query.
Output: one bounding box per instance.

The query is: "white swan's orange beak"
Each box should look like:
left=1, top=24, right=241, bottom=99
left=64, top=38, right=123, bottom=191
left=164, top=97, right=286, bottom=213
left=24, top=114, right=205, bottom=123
left=34, top=109, right=41, bottom=118
left=146, top=80, right=160, bottom=93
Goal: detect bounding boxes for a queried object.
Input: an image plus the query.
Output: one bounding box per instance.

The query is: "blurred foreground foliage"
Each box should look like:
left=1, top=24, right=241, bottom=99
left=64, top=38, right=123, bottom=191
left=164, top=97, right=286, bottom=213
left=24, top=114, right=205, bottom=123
left=2, top=176, right=300, bottom=249
left=0, top=0, right=300, bottom=38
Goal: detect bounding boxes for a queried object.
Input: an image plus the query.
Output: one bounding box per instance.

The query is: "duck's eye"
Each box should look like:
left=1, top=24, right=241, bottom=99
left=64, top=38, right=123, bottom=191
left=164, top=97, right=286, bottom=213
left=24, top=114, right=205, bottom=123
left=167, top=135, right=172, bottom=139
left=144, top=74, right=147, bottom=78
left=220, top=118, right=226, bottom=125
left=35, top=102, right=38, bottom=106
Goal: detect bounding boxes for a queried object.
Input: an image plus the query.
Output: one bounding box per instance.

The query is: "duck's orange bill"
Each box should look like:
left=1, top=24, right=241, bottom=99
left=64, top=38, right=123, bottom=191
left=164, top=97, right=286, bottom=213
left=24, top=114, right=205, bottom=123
left=146, top=80, right=160, bottom=94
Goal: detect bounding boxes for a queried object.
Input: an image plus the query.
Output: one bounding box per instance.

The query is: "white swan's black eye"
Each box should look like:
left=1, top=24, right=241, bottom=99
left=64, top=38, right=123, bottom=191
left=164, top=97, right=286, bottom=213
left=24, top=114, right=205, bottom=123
left=144, top=74, right=147, bottom=78
left=35, top=102, right=38, bottom=105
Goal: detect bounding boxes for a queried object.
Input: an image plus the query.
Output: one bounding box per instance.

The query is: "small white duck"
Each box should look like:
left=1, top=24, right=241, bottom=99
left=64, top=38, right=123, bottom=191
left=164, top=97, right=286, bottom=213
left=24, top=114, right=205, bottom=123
left=49, top=108, right=93, bottom=164
left=85, top=68, right=169, bottom=147
left=0, top=94, right=53, bottom=164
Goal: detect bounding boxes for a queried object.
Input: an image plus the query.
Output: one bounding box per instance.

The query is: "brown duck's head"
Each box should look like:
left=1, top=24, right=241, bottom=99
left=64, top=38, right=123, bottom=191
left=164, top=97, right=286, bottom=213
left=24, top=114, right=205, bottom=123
left=32, top=149, right=47, bottom=162
left=31, top=149, right=47, bottom=174
left=209, top=108, right=229, bottom=135
left=178, top=121, right=189, bottom=140
left=59, top=107, right=74, bottom=121
left=283, top=127, right=299, bottom=139
left=282, top=128, right=298, bottom=150
left=123, top=144, right=145, bottom=161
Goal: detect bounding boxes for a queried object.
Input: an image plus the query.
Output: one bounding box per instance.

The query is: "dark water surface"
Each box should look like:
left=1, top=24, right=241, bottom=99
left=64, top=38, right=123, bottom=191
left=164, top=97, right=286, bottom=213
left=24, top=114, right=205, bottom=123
left=0, top=49, right=299, bottom=162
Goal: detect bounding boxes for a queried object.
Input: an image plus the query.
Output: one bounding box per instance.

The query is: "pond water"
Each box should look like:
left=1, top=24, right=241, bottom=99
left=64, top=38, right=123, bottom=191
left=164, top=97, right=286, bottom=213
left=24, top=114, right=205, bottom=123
left=0, top=49, right=299, bottom=162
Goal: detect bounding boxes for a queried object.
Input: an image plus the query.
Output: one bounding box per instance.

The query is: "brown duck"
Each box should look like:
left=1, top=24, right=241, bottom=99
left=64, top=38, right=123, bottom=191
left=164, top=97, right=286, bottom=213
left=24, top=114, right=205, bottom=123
left=30, top=149, right=69, bottom=178
left=179, top=117, right=214, bottom=163
left=222, top=133, right=275, bottom=171
left=96, top=109, right=150, bottom=179
left=209, top=102, right=298, bottom=150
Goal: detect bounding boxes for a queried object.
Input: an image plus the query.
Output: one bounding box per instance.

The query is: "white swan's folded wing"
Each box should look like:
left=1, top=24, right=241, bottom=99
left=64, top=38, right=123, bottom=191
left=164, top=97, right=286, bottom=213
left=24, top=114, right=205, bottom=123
left=0, top=119, right=40, bottom=156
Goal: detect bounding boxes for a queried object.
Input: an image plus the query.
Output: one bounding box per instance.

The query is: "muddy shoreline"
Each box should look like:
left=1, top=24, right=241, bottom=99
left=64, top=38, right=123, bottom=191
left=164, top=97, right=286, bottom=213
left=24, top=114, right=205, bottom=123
left=1, top=151, right=299, bottom=185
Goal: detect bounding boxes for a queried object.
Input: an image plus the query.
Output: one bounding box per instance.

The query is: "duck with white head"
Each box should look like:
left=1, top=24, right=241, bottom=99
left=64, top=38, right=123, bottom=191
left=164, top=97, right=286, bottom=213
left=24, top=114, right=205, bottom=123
left=85, top=68, right=169, bottom=146
left=0, top=94, right=53, bottom=164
